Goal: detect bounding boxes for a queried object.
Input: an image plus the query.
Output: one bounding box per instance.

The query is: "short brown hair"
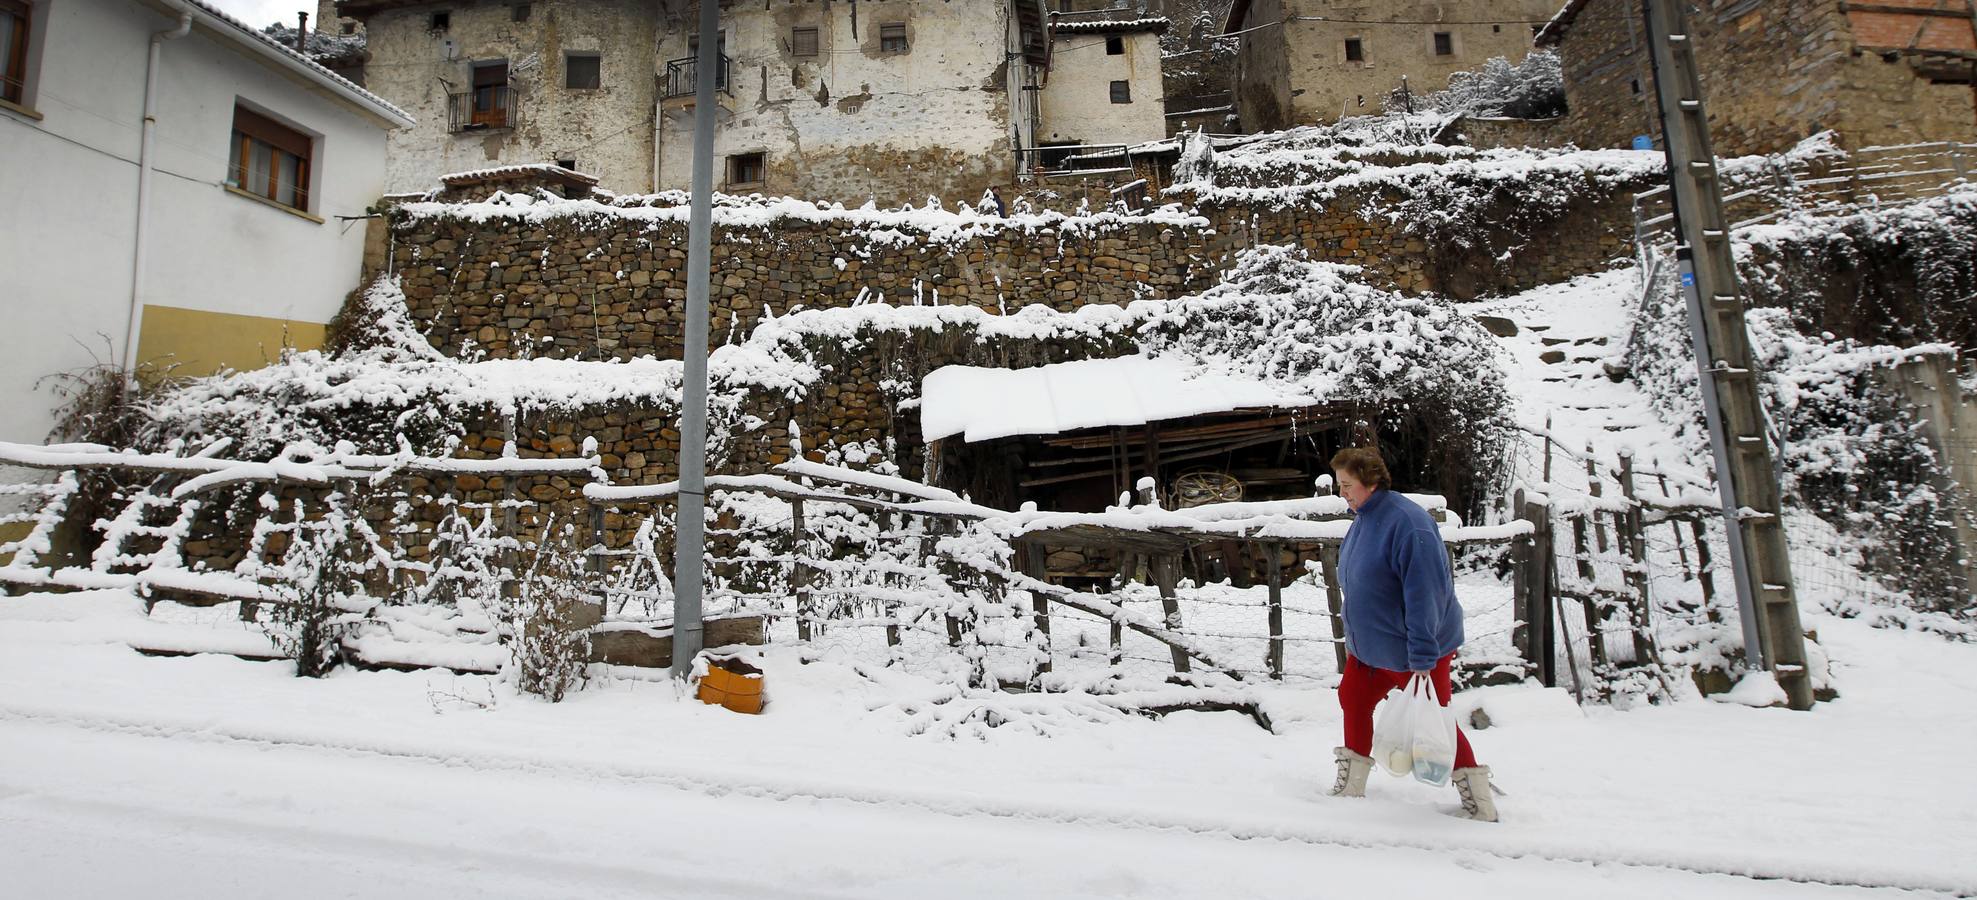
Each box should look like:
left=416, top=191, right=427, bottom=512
left=1329, top=446, right=1391, bottom=490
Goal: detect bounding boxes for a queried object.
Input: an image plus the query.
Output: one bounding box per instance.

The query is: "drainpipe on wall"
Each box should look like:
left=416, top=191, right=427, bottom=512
left=124, top=0, right=194, bottom=376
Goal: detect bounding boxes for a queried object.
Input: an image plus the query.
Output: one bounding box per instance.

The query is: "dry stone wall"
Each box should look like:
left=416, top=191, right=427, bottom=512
left=382, top=183, right=1638, bottom=364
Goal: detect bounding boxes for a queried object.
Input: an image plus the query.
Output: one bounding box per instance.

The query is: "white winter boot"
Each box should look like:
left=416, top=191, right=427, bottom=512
left=1451, top=766, right=1498, bottom=822
left=1329, top=747, right=1372, bottom=798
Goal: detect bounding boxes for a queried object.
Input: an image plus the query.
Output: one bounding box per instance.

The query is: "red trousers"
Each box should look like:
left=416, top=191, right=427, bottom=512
left=1339, top=652, right=1478, bottom=770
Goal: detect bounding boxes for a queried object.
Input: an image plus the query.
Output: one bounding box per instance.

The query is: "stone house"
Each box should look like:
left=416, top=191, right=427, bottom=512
left=1038, top=13, right=1172, bottom=156
left=1537, top=0, right=1977, bottom=155
left=1225, top=0, right=1560, bottom=132
left=336, top=0, right=1172, bottom=204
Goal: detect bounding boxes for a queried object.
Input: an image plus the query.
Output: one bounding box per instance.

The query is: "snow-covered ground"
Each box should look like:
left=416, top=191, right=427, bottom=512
left=6, top=242, right=1972, bottom=896
left=2, top=588, right=1972, bottom=898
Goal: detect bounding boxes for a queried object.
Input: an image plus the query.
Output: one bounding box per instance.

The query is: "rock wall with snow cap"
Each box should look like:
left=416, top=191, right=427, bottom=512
left=373, top=162, right=1644, bottom=367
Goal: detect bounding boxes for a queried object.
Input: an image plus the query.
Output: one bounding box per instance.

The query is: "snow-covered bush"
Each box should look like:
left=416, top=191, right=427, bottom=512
left=1626, top=255, right=1972, bottom=631
left=264, top=491, right=372, bottom=677
left=1138, top=247, right=1515, bottom=515
left=1737, top=188, right=1977, bottom=356
left=1409, top=51, right=1566, bottom=120
left=510, top=522, right=594, bottom=701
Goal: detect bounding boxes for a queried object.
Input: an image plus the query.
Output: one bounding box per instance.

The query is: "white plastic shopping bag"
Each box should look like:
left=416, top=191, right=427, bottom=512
left=1371, top=674, right=1459, bottom=784
left=1370, top=680, right=1415, bottom=777
left=1405, top=675, right=1459, bottom=787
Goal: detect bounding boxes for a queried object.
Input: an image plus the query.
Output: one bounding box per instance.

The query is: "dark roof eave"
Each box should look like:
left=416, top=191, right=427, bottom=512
left=1535, top=0, right=1592, bottom=47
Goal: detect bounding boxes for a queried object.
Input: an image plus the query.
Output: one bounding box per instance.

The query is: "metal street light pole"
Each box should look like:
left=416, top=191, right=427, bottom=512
left=671, top=0, right=719, bottom=680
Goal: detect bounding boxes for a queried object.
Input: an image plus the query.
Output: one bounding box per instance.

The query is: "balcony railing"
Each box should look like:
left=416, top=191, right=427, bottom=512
left=447, top=85, right=515, bottom=132
left=663, top=54, right=731, bottom=100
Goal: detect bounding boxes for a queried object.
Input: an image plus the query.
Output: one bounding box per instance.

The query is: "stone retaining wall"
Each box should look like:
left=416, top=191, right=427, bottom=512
left=380, top=183, right=1638, bottom=364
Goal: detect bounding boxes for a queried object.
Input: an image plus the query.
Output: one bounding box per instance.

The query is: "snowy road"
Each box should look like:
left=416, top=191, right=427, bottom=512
left=0, top=713, right=1927, bottom=900
left=3, top=591, right=1974, bottom=899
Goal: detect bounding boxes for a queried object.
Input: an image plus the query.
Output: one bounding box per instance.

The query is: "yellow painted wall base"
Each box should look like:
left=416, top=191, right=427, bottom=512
left=0, top=520, right=31, bottom=567
left=137, top=305, right=328, bottom=378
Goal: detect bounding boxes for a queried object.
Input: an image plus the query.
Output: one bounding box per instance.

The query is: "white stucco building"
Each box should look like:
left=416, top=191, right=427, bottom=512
left=0, top=0, right=410, bottom=449
left=1038, top=14, right=1170, bottom=154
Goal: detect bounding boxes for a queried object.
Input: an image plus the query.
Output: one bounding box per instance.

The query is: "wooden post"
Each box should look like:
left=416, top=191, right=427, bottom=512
left=877, top=509, right=901, bottom=649
left=791, top=496, right=813, bottom=641
left=1021, top=539, right=1051, bottom=678
left=1654, top=466, right=1693, bottom=580
left=1319, top=543, right=1347, bottom=674
left=1110, top=550, right=1131, bottom=667
left=1586, top=447, right=1610, bottom=554
left=1153, top=553, right=1189, bottom=674
left=1265, top=541, right=1284, bottom=681
left=1511, top=489, right=1531, bottom=659
left=1526, top=498, right=1557, bottom=687
left=1616, top=452, right=1658, bottom=665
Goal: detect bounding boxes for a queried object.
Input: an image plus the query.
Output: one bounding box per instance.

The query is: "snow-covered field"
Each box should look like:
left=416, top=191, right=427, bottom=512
left=2, top=588, right=1972, bottom=898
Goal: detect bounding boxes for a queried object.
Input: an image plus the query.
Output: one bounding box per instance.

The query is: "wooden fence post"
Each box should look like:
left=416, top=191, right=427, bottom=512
left=1586, top=447, right=1610, bottom=554
left=1653, top=466, right=1693, bottom=580
left=1319, top=543, right=1347, bottom=674
left=1511, top=490, right=1531, bottom=660
left=1265, top=541, right=1284, bottom=681
left=1525, top=497, right=1557, bottom=687
left=1616, top=452, right=1658, bottom=665
left=1021, top=539, right=1051, bottom=679
left=877, top=509, right=901, bottom=649
left=1110, top=551, right=1130, bottom=667
left=790, top=496, right=813, bottom=641
left=1153, top=553, right=1189, bottom=674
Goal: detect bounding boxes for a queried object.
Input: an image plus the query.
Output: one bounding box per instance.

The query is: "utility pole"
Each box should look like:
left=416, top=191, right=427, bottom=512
left=670, top=0, right=719, bottom=680
left=1640, top=0, right=1814, bottom=710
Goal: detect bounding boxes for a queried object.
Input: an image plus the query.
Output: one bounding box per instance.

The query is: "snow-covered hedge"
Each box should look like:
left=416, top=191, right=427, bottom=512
left=1625, top=253, right=1973, bottom=632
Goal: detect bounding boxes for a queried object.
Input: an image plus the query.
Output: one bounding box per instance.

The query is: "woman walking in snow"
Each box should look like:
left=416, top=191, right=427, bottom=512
left=1326, top=447, right=1498, bottom=822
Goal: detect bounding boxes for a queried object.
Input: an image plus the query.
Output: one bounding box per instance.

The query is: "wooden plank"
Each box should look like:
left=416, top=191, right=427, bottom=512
left=1152, top=553, right=1190, bottom=674
left=791, top=496, right=813, bottom=641
left=1265, top=541, right=1284, bottom=681
left=1021, top=539, right=1051, bottom=677
left=1319, top=544, right=1347, bottom=674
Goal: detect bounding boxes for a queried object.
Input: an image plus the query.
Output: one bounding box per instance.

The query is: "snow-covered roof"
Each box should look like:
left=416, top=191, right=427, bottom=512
left=919, top=355, right=1319, bottom=444
left=441, top=164, right=599, bottom=189
left=1052, top=17, right=1170, bottom=36
left=1534, top=0, right=1592, bottom=47
left=151, top=0, right=414, bottom=127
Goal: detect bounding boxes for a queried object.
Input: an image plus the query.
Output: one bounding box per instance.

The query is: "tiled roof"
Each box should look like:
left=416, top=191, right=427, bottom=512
left=164, top=0, right=413, bottom=125
left=1053, top=16, right=1170, bottom=36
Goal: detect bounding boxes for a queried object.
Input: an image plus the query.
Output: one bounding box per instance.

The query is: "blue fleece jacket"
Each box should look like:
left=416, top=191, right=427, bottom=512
left=1337, top=488, right=1464, bottom=672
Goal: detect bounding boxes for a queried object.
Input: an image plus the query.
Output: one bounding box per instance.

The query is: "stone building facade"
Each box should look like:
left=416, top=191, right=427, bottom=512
left=336, top=0, right=1174, bottom=203
left=1039, top=17, right=1172, bottom=153
left=1537, top=0, right=1977, bottom=154
left=1225, top=0, right=1560, bottom=132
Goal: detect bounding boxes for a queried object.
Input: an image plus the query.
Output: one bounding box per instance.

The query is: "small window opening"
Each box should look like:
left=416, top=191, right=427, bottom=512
left=1432, top=31, right=1453, bottom=56
left=792, top=26, right=818, bottom=57
left=879, top=23, right=908, bottom=53
left=512, top=3, right=530, bottom=22
left=1492, top=24, right=1501, bottom=33
left=429, top=11, right=450, bottom=31
left=1109, top=80, right=1131, bottom=103
left=1630, top=78, right=1642, bottom=95
left=556, top=158, right=577, bottom=171
left=340, top=21, right=355, bottom=34
left=565, top=53, right=601, bottom=90
left=1344, top=38, right=1363, bottom=62
left=1105, top=35, right=1124, bottom=55
left=728, top=152, right=765, bottom=186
